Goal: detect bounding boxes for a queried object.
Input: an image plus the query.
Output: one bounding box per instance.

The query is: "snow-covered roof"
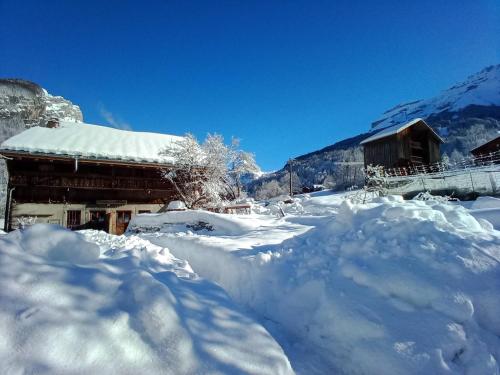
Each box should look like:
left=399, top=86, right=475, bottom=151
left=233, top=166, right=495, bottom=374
left=360, top=118, right=444, bottom=145
left=0, top=121, right=184, bottom=164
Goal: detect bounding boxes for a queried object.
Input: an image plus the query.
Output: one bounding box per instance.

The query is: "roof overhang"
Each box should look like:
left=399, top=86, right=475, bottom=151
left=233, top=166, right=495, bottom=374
left=0, top=149, right=177, bottom=169
left=360, top=118, right=444, bottom=145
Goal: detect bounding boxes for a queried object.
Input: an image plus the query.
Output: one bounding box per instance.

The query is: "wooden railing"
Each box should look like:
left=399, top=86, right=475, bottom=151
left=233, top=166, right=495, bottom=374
left=10, top=172, right=173, bottom=191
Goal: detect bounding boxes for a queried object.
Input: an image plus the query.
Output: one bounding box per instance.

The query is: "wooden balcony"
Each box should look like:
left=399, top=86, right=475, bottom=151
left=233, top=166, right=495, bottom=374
left=10, top=172, right=173, bottom=191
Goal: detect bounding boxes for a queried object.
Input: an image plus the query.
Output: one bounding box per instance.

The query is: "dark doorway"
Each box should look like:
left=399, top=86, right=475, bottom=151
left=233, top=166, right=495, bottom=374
left=88, top=210, right=108, bottom=232
left=116, top=210, right=132, bottom=235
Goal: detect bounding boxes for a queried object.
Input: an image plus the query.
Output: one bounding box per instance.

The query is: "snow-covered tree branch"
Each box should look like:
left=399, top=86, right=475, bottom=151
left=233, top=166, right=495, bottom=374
left=160, top=133, right=259, bottom=208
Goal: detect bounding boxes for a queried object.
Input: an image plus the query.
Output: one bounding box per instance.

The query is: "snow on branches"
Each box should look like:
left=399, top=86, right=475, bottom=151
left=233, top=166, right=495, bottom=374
left=160, top=133, right=259, bottom=209
left=364, top=164, right=387, bottom=194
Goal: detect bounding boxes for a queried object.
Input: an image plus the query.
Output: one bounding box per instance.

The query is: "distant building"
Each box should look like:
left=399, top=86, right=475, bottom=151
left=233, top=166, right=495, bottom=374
left=360, top=118, right=443, bottom=169
left=470, top=135, right=500, bottom=158
left=0, top=120, right=189, bottom=234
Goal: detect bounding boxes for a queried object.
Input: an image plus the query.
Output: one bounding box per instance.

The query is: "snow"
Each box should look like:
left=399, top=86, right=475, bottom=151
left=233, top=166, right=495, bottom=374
left=131, top=191, right=500, bottom=374
left=373, top=64, right=500, bottom=130
left=470, top=207, right=500, bottom=230
left=16, top=224, right=100, bottom=264
left=0, top=225, right=293, bottom=374
left=166, top=200, right=187, bottom=210
left=360, top=118, right=444, bottom=145
left=2, top=191, right=500, bottom=374
left=129, top=209, right=266, bottom=236
left=383, top=163, right=500, bottom=198
left=471, top=196, right=500, bottom=210
left=469, top=198, right=500, bottom=230
left=0, top=121, right=184, bottom=164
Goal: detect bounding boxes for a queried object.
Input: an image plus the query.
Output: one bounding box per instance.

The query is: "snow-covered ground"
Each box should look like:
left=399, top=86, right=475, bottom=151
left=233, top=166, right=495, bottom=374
left=132, top=191, right=500, bottom=374
left=1, top=191, right=499, bottom=374
left=384, top=165, right=500, bottom=198
left=0, top=224, right=292, bottom=374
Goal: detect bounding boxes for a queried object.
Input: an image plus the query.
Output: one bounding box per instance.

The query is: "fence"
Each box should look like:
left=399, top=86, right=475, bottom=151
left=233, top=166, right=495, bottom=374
left=380, top=151, right=500, bottom=198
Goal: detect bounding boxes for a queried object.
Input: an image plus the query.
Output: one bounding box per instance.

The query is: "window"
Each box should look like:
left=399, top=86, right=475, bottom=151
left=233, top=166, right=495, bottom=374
left=90, top=211, right=106, bottom=223
left=138, top=210, right=151, bottom=214
left=66, top=210, right=81, bottom=229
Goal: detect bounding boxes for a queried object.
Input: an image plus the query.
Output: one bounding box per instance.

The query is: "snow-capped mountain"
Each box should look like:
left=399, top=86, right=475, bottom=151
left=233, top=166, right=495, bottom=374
left=0, top=79, right=83, bottom=128
left=250, top=64, right=500, bottom=197
left=372, top=64, right=500, bottom=130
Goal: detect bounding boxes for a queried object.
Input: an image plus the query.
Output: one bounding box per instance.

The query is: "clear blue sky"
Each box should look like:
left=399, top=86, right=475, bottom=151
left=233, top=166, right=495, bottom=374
left=1, top=1, right=498, bottom=170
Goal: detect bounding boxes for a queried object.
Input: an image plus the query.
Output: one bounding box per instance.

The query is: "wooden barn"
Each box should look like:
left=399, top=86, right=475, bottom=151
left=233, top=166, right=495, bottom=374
left=470, top=135, right=500, bottom=158
left=361, top=118, right=443, bottom=169
left=0, top=120, right=189, bottom=234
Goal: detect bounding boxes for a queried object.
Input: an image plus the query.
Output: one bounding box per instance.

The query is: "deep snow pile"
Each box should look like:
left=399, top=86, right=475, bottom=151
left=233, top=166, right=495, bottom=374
left=0, top=224, right=293, bottom=374
left=468, top=196, right=500, bottom=230
left=129, top=209, right=267, bottom=236
left=272, top=196, right=500, bottom=374
left=137, top=194, right=500, bottom=374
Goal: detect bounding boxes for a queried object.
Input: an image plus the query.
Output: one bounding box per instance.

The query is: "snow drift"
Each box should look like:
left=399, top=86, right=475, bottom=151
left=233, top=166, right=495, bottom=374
left=140, top=194, right=500, bottom=374
left=0, top=225, right=293, bottom=374
left=469, top=196, right=500, bottom=230
left=129, top=210, right=265, bottom=236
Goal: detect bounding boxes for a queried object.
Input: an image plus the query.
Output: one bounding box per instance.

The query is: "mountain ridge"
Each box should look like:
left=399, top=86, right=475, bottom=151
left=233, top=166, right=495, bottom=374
left=372, top=64, right=500, bottom=130
left=249, top=64, right=500, bottom=198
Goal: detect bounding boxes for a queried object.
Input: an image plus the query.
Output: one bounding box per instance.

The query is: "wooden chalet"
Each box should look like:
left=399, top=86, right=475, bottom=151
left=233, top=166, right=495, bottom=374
left=361, top=118, right=443, bottom=169
left=470, top=135, right=500, bottom=158
left=0, top=120, right=189, bottom=234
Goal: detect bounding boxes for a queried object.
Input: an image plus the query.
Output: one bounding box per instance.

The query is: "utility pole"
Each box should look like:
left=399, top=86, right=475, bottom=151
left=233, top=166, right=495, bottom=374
left=288, top=158, right=293, bottom=196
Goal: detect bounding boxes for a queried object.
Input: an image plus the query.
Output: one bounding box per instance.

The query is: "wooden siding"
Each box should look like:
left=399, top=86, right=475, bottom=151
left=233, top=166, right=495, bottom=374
left=6, top=157, right=182, bottom=205
left=363, top=135, right=401, bottom=168
left=428, top=138, right=441, bottom=164
left=363, top=123, right=441, bottom=169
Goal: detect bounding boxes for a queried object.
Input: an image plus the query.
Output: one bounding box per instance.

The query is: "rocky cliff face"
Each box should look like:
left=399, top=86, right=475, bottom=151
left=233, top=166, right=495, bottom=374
left=0, top=79, right=82, bottom=128
left=0, top=79, right=83, bottom=219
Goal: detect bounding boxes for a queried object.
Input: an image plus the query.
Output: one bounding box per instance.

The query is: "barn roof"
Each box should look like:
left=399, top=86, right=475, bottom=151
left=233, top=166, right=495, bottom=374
left=0, top=121, right=184, bottom=164
left=470, top=135, right=500, bottom=154
left=360, top=118, right=444, bottom=145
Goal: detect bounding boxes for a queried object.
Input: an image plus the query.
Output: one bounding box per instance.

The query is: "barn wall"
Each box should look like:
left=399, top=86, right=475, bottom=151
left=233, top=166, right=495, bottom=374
left=428, top=138, right=441, bottom=164
left=363, top=123, right=442, bottom=169
left=363, top=135, right=400, bottom=168
left=397, top=129, right=411, bottom=161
